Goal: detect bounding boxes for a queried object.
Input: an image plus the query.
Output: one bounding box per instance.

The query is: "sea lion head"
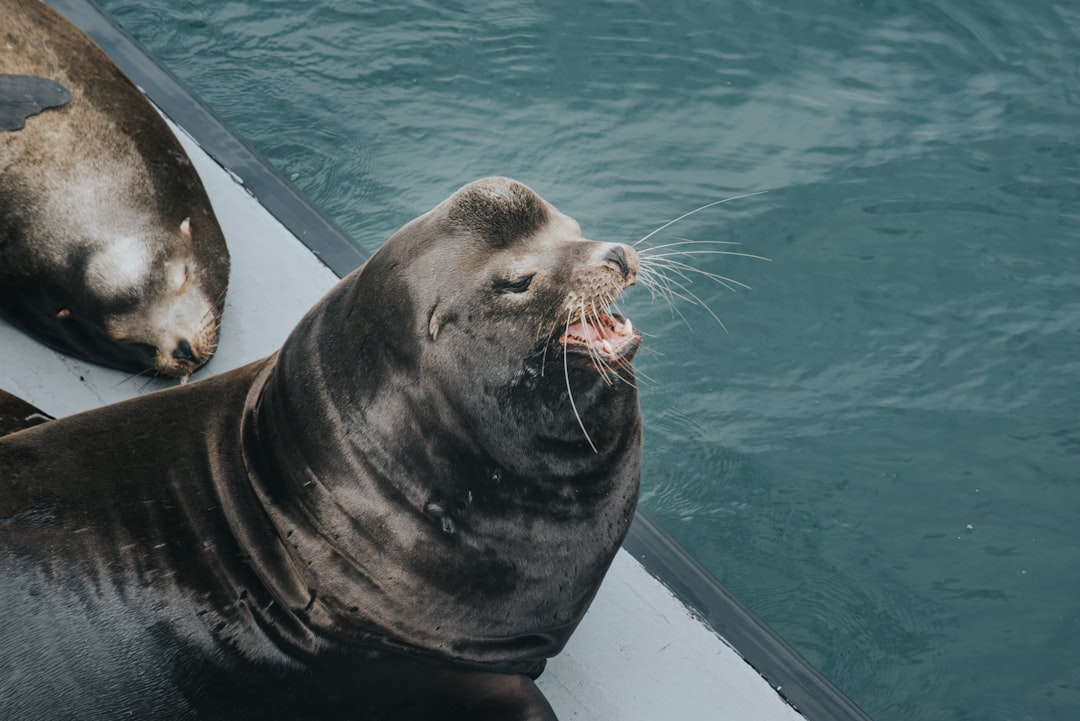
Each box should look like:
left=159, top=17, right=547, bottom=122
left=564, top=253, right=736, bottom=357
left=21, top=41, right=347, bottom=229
left=252, top=178, right=642, bottom=665
left=414, top=176, right=642, bottom=464
left=0, top=214, right=228, bottom=378
left=0, top=11, right=230, bottom=379
left=92, top=216, right=227, bottom=378
left=284, top=176, right=641, bottom=475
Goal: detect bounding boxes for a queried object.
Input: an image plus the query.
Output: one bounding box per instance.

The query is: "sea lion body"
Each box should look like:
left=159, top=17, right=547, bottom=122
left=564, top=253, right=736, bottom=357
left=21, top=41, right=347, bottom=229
left=0, top=0, right=228, bottom=377
left=0, top=364, right=553, bottom=720
left=0, top=178, right=642, bottom=719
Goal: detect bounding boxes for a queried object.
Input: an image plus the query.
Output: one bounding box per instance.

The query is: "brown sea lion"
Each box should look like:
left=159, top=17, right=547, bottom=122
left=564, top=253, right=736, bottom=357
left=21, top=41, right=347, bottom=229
left=0, top=177, right=642, bottom=719
left=0, top=0, right=229, bottom=378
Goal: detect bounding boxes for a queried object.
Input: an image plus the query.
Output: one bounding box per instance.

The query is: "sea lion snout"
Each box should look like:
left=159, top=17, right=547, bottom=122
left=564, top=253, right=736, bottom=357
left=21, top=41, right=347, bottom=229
left=172, top=339, right=194, bottom=362
left=155, top=332, right=214, bottom=377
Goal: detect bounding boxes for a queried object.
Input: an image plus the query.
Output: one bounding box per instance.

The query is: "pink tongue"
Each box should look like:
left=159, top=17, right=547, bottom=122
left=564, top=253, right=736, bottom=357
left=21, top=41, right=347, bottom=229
left=565, top=320, right=608, bottom=342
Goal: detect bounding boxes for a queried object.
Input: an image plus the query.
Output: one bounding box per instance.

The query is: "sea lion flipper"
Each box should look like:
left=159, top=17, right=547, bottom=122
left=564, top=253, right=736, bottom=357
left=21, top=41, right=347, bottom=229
left=0, top=389, right=53, bottom=436
left=429, top=670, right=558, bottom=721
left=0, top=74, right=73, bottom=131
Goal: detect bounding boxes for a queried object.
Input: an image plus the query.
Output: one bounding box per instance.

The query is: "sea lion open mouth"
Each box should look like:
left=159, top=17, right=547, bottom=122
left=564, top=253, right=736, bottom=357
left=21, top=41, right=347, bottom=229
left=559, top=311, right=641, bottom=363
left=556, top=242, right=643, bottom=368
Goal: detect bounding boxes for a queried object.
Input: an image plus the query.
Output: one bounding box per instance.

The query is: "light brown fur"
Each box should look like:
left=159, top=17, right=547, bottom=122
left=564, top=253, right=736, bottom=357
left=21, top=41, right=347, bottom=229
left=0, top=0, right=228, bottom=377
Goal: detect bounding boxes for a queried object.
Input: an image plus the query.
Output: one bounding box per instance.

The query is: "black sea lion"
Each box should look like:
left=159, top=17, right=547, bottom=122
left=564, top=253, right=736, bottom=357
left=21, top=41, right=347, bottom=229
left=0, top=177, right=642, bottom=720
left=0, top=0, right=229, bottom=378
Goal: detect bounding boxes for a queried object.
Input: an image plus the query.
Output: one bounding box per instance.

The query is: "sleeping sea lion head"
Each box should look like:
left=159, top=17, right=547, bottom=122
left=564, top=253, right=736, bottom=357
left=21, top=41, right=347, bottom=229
left=0, top=0, right=230, bottom=379
left=1, top=214, right=227, bottom=379
left=90, top=215, right=227, bottom=378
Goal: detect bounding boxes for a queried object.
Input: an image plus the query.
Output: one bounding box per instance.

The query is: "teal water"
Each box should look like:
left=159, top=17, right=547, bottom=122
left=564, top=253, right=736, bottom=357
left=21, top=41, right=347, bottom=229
left=96, top=1, right=1080, bottom=719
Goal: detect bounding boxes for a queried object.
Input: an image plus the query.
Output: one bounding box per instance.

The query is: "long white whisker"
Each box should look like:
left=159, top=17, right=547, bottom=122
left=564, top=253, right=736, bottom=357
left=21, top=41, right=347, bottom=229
left=590, top=298, right=617, bottom=384
left=635, top=267, right=664, bottom=302
left=638, top=239, right=744, bottom=252
left=633, top=190, right=768, bottom=247
left=675, top=289, right=727, bottom=332
left=643, top=248, right=773, bottom=263
left=636, top=269, right=694, bottom=327
left=637, top=266, right=688, bottom=312
left=641, top=256, right=752, bottom=292
left=581, top=300, right=612, bottom=384
left=635, top=266, right=678, bottom=306
left=563, top=307, right=598, bottom=454
left=641, top=256, right=745, bottom=293
left=640, top=259, right=704, bottom=290
left=599, top=290, right=638, bottom=389
left=641, top=283, right=709, bottom=315
left=647, top=272, right=729, bottom=332
left=113, top=367, right=156, bottom=388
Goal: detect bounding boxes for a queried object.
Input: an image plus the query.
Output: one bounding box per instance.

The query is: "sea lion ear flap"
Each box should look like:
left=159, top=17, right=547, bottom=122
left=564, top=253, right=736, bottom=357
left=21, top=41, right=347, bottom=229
left=180, top=217, right=191, bottom=236
left=428, top=304, right=445, bottom=341
left=427, top=304, right=458, bottom=341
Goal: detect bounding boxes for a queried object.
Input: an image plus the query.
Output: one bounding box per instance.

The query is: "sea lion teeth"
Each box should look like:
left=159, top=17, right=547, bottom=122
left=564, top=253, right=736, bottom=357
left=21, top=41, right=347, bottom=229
left=622, top=318, right=633, bottom=337
left=601, top=339, right=615, bottom=354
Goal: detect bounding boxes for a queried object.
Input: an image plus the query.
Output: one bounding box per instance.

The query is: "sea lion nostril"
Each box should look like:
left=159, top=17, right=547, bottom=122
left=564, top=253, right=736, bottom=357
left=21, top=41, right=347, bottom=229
left=605, top=246, right=630, bottom=278
left=172, top=340, right=195, bottom=362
